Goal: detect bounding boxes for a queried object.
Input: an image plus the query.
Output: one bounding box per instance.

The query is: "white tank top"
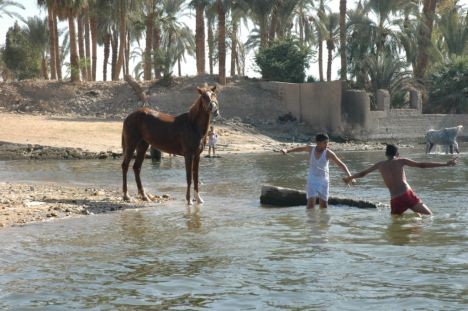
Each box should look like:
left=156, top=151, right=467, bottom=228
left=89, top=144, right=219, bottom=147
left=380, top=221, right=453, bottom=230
left=308, top=146, right=329, bottom=179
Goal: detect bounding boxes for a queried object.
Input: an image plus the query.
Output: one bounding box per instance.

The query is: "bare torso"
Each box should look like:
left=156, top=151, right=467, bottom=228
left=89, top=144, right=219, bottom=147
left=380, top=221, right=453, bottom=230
left=376, top=159, right=411, bottom=197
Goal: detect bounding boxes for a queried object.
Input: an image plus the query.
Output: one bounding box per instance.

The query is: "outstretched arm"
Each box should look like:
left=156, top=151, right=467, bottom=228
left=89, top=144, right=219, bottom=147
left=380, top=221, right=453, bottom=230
left=327, top=150, right=352, bottom=177
left=401, top=157, right=458, bottom=168
left=343, top=162, right=380, bottom=184
left=281, top=145, right=312, bottom=154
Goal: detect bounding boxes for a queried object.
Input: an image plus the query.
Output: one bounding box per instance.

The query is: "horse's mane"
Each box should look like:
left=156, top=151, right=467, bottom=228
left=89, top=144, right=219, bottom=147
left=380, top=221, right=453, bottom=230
left=188, top=89, right=209, bottom=121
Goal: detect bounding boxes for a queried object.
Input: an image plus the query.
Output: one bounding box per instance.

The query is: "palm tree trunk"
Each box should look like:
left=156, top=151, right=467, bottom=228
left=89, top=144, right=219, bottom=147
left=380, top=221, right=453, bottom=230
left=68, top=11, right=80, bottom=82
left=113, top=0, right=126, bottom=80
left=153, top=24, right=161, bottom=78
left=207, top=18, right=214, bottom=75
left=103, top=33, right=111, bottom=81
left=195, top=4, right=205, bottom=75
left=54, top=12, right=62, bottom=80
left=111, top=29, right=118, bottom=81
left=230, top=17, right=238, bottom=77
left=90, top=15, right=97, bottom=81
left=77, top=14, right=87, bottom=80
left=318, top=34, right=324, bottom=81
left=125, top=31, right=130, bottom=76
left=41, top=55, right=49, bottom=80
left=144, top=12, right=154, bottom=80
left=415, top=0, right=437, bottom=79
left=326, top=40, right=333, bottom=81
left=47, top=6, right=57, bottom=80
left=260, top=17, right=269, bottom=49
left=217, top=0, right=226, bottom=85
left=339, top=0, right=347, bottom=80
left=84, top=8, right=91, bottom=81
left=178, top=57, right=181, bottom=76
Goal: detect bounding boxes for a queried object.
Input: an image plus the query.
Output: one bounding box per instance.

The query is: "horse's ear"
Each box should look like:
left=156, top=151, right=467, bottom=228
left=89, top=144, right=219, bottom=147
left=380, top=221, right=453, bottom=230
left=211, top=85, right=217, bottom=93
left=197, top=87, right=203, bottom=94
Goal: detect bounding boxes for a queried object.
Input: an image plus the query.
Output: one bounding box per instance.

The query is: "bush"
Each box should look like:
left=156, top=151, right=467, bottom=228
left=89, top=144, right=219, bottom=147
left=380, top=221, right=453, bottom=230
left=426, top=56, right=468, bottom=113
left=255, top=39, right=311, bottom=83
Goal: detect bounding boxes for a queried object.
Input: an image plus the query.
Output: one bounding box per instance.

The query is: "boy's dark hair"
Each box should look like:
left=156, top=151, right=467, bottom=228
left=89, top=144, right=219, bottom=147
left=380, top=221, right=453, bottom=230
left=315, top=133, right=329, bottom=142
left=385, top=144, right=398, bottom=157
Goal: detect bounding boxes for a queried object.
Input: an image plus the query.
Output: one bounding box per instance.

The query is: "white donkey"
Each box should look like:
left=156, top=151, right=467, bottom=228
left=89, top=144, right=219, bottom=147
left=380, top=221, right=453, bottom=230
left=425, top=125, right=463, bottom=154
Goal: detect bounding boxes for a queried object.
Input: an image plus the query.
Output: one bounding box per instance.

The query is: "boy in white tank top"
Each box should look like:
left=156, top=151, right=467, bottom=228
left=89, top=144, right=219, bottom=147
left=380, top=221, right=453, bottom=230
left=281, top=133, right=354, bottom=208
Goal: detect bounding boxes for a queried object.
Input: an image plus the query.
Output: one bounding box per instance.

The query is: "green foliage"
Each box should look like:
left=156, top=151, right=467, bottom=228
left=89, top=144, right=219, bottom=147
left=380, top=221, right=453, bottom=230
left=427, top=56, right=468, bottom=113
left=255, top=39, right=311, bottom=83
left=3, top=22, right=41, bottom=80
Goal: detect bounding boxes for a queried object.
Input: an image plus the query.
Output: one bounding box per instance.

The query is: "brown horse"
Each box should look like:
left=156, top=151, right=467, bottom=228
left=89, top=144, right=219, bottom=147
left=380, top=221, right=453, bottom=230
left=121, top=86, right=219, bottom=204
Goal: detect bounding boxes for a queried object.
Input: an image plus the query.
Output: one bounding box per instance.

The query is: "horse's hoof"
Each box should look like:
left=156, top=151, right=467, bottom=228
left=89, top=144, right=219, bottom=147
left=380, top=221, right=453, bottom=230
left=123, top=195, right=132, bottom=202
left=141, top=194, right=150, bottom=201
left=187, top=200, right=193, bottom=206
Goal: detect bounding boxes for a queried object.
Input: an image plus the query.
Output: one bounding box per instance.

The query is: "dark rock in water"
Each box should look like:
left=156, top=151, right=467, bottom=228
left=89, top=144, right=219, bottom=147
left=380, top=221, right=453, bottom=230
left=260, top=185, right=377, bottom=208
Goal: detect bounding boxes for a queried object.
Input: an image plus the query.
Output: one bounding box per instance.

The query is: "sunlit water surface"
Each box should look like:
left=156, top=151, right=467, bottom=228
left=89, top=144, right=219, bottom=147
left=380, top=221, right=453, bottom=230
left=0, top=147, right=467, bottom=310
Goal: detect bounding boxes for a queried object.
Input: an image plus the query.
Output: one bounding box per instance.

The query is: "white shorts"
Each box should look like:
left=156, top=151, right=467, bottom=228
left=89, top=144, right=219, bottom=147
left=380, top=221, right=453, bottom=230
left=306, top=177, right=329, bottom=201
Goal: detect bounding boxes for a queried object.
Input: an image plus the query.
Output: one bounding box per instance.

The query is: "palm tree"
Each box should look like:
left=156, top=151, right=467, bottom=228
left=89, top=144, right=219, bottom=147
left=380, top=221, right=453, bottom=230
left=216, top=0, right=227, bottom=84
left=88, top=0, right=97, bottom=80
left=246, top=0, right=276, bottom=49
left=346, top=0, right=413, bottom=87
left=190, top=0, right=210, bottom=75
left=0, top=0, right=24, bottom=19
left=293, top=0, right=314, bottom=48
left=24, top=16, right=50, bottom=79
left=435, top=2, right=467, bottom=59
left=309, top=0, right=327, bottom=81
left=324, top=11, right=339, bottom=81
left=55, top=0, right=88, bottom=83
left=414, top=0, right=438, bottom=79
left=174, top=25, right=195, bottom=76
left=339, top=0, right=347, bottom=80
left=140, top=0, right=158, bottom=80
left=229, top=0, right=248, bottom=77
left=113, top=0, right=131, bottom=80
left=37, top=0, right=57, bottom=79
left=205, top=2, right=216, bottom=75
left=96, top=0, right=114, bottom=81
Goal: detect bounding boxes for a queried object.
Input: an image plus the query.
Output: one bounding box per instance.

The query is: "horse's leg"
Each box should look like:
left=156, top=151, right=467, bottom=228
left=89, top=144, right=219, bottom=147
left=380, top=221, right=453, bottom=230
left=184, top=155, right=193, bottom=205
left=193, top=154, right=204, bottom=204
left=122, top=137, right=138, bottom=202
left=427, top=142, right=435, bottom=154
left=134, top=140, right=150, bottom=201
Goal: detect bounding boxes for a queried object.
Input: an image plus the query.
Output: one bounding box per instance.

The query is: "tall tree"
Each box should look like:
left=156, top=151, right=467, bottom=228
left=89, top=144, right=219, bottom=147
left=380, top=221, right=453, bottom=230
left=217, top=0, right=226, bottom=84
left=55, top=0, right=88, bottom=83
left=24, top=16, right=50, bottom=79
left=191, top=0, right=209, bottom=75
left=339, top=0, right=347, bottom=80
left=324, top=11, right=339, bottom=81
left=414, top=0, right=438, bottom=79
left=37, top=0, right=57, bottom=79
left=113, top=0, right=127, bottom=80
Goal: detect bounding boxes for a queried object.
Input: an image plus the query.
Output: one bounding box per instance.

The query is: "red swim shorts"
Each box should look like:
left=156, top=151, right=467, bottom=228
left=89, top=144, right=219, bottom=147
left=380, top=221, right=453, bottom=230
left=390, top=189, right=422, bottom=214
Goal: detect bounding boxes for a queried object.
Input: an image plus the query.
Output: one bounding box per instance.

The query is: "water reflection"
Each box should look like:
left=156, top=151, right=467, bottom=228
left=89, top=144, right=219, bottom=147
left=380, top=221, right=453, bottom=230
left=185, top=204, right=202, bottom=231
left=306, top=208, right=331, bottom=243
left=385, top=215, right=424, bottom=245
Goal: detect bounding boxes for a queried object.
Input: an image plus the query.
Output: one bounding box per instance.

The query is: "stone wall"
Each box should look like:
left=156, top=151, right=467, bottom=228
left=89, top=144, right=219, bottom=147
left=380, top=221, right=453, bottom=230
left=263, top=81, right=467, bottom=142
left=260, top=81, right=344, bottom=135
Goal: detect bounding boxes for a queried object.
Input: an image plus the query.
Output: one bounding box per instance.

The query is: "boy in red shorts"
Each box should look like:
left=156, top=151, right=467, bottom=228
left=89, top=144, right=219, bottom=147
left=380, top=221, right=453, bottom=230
left=343, top=144, right=457, bottom=215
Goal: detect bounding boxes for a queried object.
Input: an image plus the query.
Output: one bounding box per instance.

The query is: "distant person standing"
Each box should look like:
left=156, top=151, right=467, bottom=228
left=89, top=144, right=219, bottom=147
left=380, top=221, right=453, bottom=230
left=207, top=126, right=218, bottom=157
left=281, top=133, right=354, bottom=209
left=343, top=144, right=458, bottom=216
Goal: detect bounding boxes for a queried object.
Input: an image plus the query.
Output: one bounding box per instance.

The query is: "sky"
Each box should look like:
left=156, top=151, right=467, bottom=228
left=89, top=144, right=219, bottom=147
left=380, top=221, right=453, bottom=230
left=1, top=0, right=466, bottom=81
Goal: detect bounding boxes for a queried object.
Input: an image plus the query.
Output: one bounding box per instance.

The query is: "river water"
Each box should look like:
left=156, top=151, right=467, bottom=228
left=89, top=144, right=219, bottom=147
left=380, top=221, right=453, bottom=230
left=0, top=147, right=466, bottom=310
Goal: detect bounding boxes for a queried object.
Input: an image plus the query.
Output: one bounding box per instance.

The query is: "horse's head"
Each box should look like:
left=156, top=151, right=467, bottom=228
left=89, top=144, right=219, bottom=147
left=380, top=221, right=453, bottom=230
left=197, top=86, right=219, bottom=117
